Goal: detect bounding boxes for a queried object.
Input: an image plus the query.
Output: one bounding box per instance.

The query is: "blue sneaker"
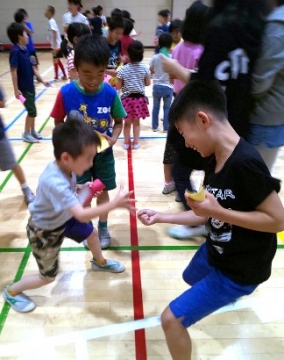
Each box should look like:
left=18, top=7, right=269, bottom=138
left=90, top=258, right=125, bottom=273
left=3, top=287, right=36, bottom=313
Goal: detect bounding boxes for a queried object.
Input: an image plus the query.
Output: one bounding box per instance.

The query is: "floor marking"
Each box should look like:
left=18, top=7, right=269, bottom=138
left=2, top=292, right=284, bottom=358
left=127, top=146, right=147, bottom=360
left=0, top=316, right=161, bottom=357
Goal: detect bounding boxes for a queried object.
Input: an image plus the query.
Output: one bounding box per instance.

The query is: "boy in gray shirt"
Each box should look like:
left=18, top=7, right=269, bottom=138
left=3, top=117, right=135, bottom=313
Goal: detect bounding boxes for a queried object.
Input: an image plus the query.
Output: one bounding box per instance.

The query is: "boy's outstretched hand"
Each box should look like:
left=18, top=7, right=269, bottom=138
left=113, top=185, right=136, bottom=214
left=137, top=209, right=159, bottom=226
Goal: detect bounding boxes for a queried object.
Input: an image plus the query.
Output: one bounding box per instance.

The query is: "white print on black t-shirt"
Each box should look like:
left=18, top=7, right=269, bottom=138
left=214, top=48, right=249, bottom=82
left=206, top=183, right=235, bottom=253
left=207, top=187, right=235, bottom=201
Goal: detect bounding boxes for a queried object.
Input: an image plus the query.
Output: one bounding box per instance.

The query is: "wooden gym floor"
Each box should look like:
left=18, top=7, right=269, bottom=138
left=0, top=51, right=284, bottom=360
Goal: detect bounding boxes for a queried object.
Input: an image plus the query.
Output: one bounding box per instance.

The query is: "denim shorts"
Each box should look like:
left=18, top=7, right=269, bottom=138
left=169, top=243, right=258, bottom=327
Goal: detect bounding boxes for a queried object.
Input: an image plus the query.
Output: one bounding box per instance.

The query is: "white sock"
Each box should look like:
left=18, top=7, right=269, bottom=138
left=20, top=182, right=28, bottom=189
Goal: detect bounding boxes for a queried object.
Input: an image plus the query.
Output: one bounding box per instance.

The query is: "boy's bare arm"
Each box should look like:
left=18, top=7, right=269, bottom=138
left=54, top=119, right=64, bottom=126
left=69, top=186, right=135, bottom=223
left=10, top=67, right=21, bottom=98
left=138, top=208, right=207, bottom=227
left=111, top=118, right=123, bottom=142
left=188, top=191, right=284, bottom=233
left=0, top=100, right=5, bottom=108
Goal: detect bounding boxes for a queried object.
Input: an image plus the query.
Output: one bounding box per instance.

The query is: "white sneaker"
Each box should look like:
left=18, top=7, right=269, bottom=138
left=162, top=182, right=176, bottom=194
left=167, top=225, right=207, bottom=240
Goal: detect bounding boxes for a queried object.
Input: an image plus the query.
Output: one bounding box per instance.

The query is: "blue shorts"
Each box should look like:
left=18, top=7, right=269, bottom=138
left=62, top=217, right=94, bottom=243
left=169, top=243, right=258, bottom=327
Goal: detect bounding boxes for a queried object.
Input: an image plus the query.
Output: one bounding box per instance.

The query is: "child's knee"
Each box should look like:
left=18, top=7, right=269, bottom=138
left=161, top=306, right=177, bottom=331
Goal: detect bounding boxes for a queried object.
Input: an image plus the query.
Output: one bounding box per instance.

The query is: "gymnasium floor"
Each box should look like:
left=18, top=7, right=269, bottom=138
left=0, top=50, right=284, bottom=360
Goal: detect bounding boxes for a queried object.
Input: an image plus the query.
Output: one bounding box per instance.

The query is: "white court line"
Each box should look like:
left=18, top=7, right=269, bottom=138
left=5, top=66, right=54, bottom=106
left=0, top=316, right=160, bottom=357
left=1, top=293, right=284, bottom=358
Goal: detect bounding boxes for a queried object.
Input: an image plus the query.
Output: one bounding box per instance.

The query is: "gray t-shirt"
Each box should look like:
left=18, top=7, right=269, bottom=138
left=149, top=54, right=173, bottom=88
left=28, top=161, right=79, bottom=230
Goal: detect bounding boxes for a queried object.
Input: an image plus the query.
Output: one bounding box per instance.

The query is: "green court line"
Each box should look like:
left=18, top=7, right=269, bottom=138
left=0, top=116, right=51, bottom=192
left=0, top=116, right=51, bottom=335
left=0, top=244, right=283, bottom=253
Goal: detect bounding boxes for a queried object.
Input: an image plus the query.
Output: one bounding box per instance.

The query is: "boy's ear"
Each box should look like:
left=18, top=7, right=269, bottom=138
left=61, top=152, right=70, bottom=163
left=197, top=111, right=210, bottom=129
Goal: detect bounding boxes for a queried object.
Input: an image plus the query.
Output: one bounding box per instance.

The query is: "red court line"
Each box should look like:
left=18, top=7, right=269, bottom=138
left=127, top=147, right=147, bottom=360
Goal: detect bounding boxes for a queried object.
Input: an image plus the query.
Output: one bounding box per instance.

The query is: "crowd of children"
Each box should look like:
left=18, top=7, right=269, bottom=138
left=2, top=1, right=284, bottom=359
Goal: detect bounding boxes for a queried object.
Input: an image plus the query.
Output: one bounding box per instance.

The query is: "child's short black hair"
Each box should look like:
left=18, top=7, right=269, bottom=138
left=182, top=1, right=211, bottom=44
left=169, top=18, right=182, bottom=33
left=128, top=40, right=144, bottom=62
left=14, top=11, right=25, bottom=23
left=108, top=15, right=124, bottom=31
left=123, top=18, right=133, bottom=36
left=92, top=6, right=101, bottom=16
left=61, top=22, right=90, bottom=57
left=169, top=80, right=228, bottom=126
left=17, top=8, right=28, bottom=16
left=158, top=9, right=170, bottom=18
left=110, top=8, right=122, bottom=17
left=52, top=118, right=100, bottom=160
left=158, top=32, right=173, bottom=49
left=7, top=22, right=25, bottom=44
left=74, top=34, right=110, bottom=68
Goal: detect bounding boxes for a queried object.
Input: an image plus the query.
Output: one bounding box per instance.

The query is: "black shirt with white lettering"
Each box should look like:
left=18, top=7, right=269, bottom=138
left=196, top=16, right=262, bottom=138
left=204, top=138, right=280, bottom=285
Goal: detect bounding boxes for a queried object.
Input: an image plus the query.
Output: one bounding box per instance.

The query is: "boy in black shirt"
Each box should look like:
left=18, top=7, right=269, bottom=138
left=138, top=80, right=284, bottom=359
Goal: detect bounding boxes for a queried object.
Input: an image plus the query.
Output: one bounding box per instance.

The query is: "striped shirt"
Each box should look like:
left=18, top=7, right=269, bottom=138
left=67, top=49, right=75, bottom=79
left=117, top=62, right=150, bottom=98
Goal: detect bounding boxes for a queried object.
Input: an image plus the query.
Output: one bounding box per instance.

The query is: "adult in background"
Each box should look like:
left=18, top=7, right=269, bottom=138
left=247, top=0, right=284, bottom=172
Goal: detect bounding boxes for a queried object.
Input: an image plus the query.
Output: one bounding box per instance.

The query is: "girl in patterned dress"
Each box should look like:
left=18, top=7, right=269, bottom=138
left=116, top=40, right=151, bottom=149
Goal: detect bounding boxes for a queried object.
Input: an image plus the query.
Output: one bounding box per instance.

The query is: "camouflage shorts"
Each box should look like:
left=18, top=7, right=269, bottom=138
left=26, top=217, right=66, bottom=279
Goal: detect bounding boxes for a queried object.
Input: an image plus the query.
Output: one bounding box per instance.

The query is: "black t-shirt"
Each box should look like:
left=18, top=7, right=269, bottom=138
left=195, top=17, right=262, bottom=138
left=107, top=41, right=121, bottom=69
left=204, top=138, right=280, bottom=285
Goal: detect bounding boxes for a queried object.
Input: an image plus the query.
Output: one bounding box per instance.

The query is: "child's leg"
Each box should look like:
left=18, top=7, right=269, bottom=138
left=53, top=57, right=59, bottom=79
left=162, top=306, right=192, bottom=360
left=162, top=139, right=176, bottom=194
left=162, top=88, right=173, bottom=132
left=8, top=274, right=53, bottom=294
left=86, top=230, right=125, bottom=273
left=164, top=163, right=173, bottom=183
left=22, top=91, right=41, bottom=142
left=152, top=86, right=161, bottom=131
left=12, top=164, right=35, bottom=204
left=3, top=220, right=63, bottom=312
left=132, top=119, right=140, bottom=147
left=123, top=119, right=131, bottom=147
left=162, top=243, right=258, bottom=358
left=25, top=115, right=35, bottom=133
left=57, top=59, right=67, bottom=78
